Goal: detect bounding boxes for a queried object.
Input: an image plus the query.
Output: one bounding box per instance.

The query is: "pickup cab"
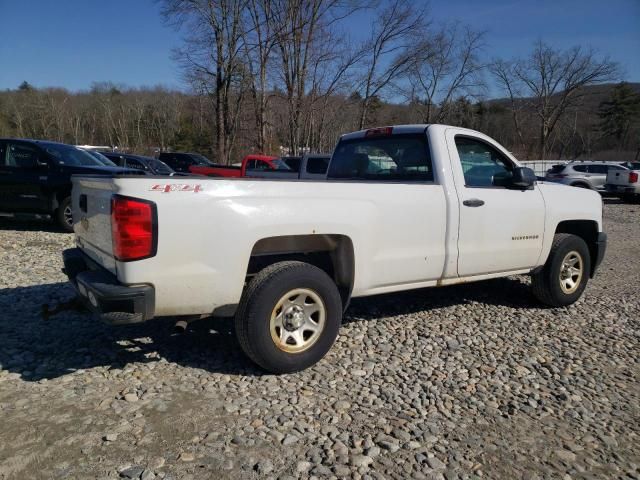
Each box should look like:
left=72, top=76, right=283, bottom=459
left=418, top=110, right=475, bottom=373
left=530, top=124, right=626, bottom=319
left=604, top=161, right=640, bottom=203
left=62, top=125, right=607, bottom=373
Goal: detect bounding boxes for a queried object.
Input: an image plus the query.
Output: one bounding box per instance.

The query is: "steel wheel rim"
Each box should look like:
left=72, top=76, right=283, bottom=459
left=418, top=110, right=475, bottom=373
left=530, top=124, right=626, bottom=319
left=63, top=205, right=73, bottom=226
left=270, top=288, right=326, bottom=353
left=559, top=250, right=583, bottom=294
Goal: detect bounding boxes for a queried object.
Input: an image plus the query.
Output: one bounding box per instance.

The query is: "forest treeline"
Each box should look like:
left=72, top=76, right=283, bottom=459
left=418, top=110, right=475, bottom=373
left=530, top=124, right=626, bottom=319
left=1, top=0, right=639, bottom=163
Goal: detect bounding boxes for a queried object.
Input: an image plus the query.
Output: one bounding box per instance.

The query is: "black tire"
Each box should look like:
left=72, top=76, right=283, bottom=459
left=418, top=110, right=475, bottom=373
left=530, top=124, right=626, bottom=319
left=235, top=261, right=342, bottom=373
left=55, top=196, right=74, bottom=232
left=531, top=233, right=591, bottom=307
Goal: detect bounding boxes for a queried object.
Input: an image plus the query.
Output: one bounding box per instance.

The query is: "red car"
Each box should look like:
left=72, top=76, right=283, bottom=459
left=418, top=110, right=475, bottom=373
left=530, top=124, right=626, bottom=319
left=158, top=152, right=289, bottom=177
left=190, top=154, right=289, bottom=177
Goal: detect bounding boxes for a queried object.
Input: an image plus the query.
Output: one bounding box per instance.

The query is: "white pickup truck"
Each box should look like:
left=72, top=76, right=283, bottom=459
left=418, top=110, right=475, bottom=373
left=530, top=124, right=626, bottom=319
left=63, top=124, right=607, bottom=373
left=604, top=161, right=640, bottom=203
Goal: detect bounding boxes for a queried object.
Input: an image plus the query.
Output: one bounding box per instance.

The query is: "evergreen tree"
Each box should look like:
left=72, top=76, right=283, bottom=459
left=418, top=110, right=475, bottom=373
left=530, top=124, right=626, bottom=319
left=598, top=82, right=640, bottom=147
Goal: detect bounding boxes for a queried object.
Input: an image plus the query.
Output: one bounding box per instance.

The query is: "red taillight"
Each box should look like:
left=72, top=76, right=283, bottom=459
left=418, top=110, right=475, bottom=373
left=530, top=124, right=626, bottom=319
left=111, top=195, right=157, bottom=261
left=630, top=172, right=638, bottom=183
left=365, top=126, right=393, bottom=137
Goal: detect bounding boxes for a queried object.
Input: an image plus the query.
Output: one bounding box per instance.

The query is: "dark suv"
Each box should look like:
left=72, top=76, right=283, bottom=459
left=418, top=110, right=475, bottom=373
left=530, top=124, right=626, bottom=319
left=0, top=139, right=139, bottom=231
left=158, top=152, right=214, bottom=172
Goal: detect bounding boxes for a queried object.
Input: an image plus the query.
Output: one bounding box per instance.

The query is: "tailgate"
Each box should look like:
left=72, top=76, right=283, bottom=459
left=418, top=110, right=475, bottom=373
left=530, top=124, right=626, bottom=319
left=72, top=176, right=117, bottom=275
left=606, top=169, right=629, bottom=186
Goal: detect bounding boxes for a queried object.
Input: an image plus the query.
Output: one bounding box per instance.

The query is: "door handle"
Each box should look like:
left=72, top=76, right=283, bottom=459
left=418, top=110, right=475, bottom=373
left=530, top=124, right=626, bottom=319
left=463, top=198, right=485, bottom=207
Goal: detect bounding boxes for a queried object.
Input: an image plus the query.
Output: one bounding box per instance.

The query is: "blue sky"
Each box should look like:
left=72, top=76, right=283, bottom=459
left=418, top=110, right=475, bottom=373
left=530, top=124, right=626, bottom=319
left=0, top=0, right=638, bottom=93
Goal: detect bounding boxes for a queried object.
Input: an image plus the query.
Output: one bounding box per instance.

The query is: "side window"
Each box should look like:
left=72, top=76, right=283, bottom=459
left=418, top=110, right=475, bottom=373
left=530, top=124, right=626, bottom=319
left=4, top=142, right=42, bottom=168
left=0, top=141, right=6, bottom=165
left=573, top=165, right=587, bottom=173
left=125, top=159, right=146, bottom=171
left=307, top=157, right=329, bottom=174
left=245, top=159, right=256, bottom=170
left=328, top=134, right=433, bottom=181
left=454, top=137, right=513, bottom=187
left=254, top=160, right=271, bottom=171
left=590, top=165, right=608, bottom=174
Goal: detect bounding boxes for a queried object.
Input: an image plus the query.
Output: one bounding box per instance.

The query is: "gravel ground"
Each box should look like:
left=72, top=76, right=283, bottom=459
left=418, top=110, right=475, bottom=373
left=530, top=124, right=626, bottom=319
left=0, top=201, right=639, bottom=480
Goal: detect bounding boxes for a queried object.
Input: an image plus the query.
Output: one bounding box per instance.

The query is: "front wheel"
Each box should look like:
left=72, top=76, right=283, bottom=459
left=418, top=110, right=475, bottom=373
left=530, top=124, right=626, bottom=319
left=55, top=196, right=74, bottom=232
left=234, top=261, right=343, bottom=373
left=531, top=233, right=590, bottom=307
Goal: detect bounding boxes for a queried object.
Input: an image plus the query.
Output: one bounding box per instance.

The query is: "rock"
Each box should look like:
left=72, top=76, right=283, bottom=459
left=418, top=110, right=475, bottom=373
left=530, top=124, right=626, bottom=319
left=378, top=440, right=400, bottom=453
left=351, top=455, right=373, bottom=468
left=140, top=470, right=155, bottom=480
left=427, top=457, right=447, bottom=470
left=296, top=461, right=312, bottom=473
left=282, top=434, right=299, bottom=446
left=365, top=446, right=381, bottom=458
left=333, top=465, right=351, bottom=476
left=120, top=466, right=145, bottom=479
left=555, top=449, right=577, bottom=462
left=150, top=457, right=165, bottom=469
left=104, top=433, right=118, bottom=442
left=179, top=452, right=195, bottom=462
left=124, top=393, right=139, bottom=403
left=256, top=459, right=274, bottom=474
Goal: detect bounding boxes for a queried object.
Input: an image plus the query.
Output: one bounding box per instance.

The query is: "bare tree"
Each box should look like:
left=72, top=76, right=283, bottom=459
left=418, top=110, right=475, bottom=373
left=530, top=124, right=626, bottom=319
left=494, top=41, right=618, bottom=159
left=268, top=0, right=359, bottom=154
left=356, top=0, right=424, bottom=129
left=490, top=59, right=529, bottom=156
left=406, top=23, right=486, bottom=123
left=161, top=0, right=248, bottom=163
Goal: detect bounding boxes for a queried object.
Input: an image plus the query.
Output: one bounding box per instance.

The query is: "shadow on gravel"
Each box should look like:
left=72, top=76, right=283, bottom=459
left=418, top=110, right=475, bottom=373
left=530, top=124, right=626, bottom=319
left=0, top=215, right=68, bottom=233
left=0, top=276, right=540, bottom=381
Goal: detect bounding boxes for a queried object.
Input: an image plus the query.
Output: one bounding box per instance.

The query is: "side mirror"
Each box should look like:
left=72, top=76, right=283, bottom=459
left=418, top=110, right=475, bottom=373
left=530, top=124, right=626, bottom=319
left=511, top=166, right=536, bottom=189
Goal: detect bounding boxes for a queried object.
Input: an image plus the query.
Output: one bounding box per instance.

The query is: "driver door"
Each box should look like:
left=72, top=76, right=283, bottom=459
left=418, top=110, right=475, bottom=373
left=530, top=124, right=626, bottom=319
left=445, top=129, right=545, bottom=276
left=0, top=141, right=50, bottom=212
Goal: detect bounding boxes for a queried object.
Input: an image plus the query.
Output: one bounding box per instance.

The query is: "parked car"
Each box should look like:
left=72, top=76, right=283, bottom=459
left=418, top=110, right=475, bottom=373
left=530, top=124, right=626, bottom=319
left=545, top=161, right=628, bottom=191
left=190, top=154, right=287, bottom=177
left=63, top=124, right=606, bottom=373
left=81, top=149, right=118, bottom=167
left=158, top=151, right=290, bottom=177
left=246, top=154, right=331, bottom=180
left=604, top=161, right=640, bottom=203
left=157, top=152, right=214, bottom=173
left=0, top=138, right=140, bottom=231
left=103, top=152, right=178, bottom=176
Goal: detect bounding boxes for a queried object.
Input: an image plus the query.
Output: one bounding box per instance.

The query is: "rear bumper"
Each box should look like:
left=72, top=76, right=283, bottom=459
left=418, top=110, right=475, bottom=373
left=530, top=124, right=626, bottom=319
left=591, top=232, right=607, bottom=277
left=62, top=248, right=155, bottom=325
left=604, top=184, right=636, bottom=194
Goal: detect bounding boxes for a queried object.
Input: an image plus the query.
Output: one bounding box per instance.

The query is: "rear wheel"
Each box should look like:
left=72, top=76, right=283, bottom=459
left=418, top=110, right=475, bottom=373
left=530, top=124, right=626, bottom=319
left=234, top=261, right=342, bottom=373
left=531, top=234, right=590, bottom=307
left=55, top=196, right=74, bottom=232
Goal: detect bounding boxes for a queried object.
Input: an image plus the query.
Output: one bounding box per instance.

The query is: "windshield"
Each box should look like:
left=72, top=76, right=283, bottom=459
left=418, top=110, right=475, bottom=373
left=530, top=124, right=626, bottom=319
left=189, top=154, right=213, bottom=166
left=44, top=144, right=106, bottom=167
left=85, top=150, right=117, bottom=167
left=148, top=158, right=174, bottom=174
left=271, top=158, right=292, bottom=170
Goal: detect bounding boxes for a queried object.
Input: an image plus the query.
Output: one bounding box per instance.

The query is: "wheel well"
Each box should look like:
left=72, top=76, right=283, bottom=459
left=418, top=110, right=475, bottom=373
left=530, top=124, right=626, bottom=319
left=53, top=189, right=71, bottom=210
left=555, top=220, right=598, bottom=276
left=247, top=234, right=355, bottom=309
